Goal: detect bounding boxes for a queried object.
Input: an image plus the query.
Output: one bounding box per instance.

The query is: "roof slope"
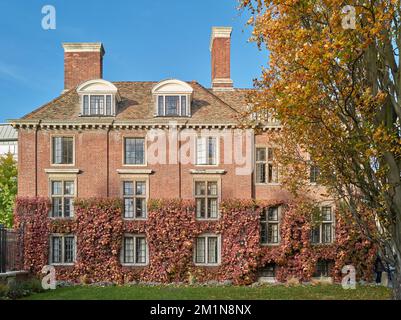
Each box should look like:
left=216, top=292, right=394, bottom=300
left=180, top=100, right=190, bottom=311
left=0, top=124, right=18, bottom=141
left=21, top=81, right=250, bottom=124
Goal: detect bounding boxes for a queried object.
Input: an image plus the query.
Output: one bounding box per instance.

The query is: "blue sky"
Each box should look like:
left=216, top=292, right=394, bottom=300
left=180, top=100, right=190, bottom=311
left=0, top=0, right=267, bottom=122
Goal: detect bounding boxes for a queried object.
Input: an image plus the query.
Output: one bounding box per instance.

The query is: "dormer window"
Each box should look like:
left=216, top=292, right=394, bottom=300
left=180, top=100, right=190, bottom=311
left=76, top=79, right=120, bottom=117
left=82, top=94, right=115, bottom=116
left=152, top=79, right=193, bottom=117
left=157, top=95, right=189, bottom=116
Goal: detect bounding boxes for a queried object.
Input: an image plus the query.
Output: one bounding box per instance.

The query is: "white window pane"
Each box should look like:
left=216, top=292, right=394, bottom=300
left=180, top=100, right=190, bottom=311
left=64, top=181, right=74, bottom=195
left=135, top=181, right=146, bottom=195
left=207, top=137, right=217, bottom=165
left=196, top=198, right=206, bottom=218
left=207, top=237, right=218, bottom=264
left=195, top=181, right=206, bottom=196
left=196, top=137, right=207, bottom=164
left=208, top=199, right=218, bottom=218
left=135, top=198, right=146, bottom=218
left=51, top=237, right=62, bottom=263
left=124, top=199, right=134, bottom=218
left=124, top=237, right=134, bottom=263
left=64, top=237, right=75, bottom=263
left=135, top=237, right=146, bottom=264
left=196, top=238, right=205, bottom=263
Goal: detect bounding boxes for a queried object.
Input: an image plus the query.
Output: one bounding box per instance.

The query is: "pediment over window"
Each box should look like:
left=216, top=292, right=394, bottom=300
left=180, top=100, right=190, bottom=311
left=152, top=79, right=193, bottom=117
left=77, top=79, right=120, bottom=116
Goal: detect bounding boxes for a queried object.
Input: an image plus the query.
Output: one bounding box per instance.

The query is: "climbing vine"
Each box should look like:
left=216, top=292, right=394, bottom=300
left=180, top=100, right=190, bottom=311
left=14, top=197, right=376, bottom=284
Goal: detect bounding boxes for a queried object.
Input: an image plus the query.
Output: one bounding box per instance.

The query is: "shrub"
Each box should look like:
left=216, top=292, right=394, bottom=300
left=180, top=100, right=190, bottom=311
left=0, top=283, right=9, bottom=299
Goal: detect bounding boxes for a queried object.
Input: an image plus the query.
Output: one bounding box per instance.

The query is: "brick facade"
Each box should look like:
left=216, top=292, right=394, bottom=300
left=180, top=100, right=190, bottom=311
left=10, top=26, right=369, bottom=285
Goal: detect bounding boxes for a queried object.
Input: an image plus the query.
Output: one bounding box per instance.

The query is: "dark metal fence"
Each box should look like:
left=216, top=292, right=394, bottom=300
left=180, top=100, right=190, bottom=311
left=0, top=224, right=23, bottom=273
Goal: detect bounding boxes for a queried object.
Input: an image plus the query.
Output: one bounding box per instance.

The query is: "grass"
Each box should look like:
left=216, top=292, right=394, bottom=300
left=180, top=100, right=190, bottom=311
left=23, top=284, right=391, bottom=300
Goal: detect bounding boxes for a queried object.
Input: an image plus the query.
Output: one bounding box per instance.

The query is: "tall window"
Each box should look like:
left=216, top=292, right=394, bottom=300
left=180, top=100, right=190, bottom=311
left=195, top=181, right=218, bottom=219
left=255, top=148, right=266, bottom=183
left=255, top=147, right=278, bottom=183
left=52, top=137, right=73, bottom=165
left=196, top=137, right=217, bottom=165
left=157, top=95, right=189, bottom=116
left=122, top=235, right=147, bottom=265
left=82, top=94, right=114, bottom=116
left=51, top=180, right=75, bottom=218
left=194, top=235, right=220, bottom=265
left=123, top=181, right=147, bottom=219
left=260, top=206, right=280, bottom=244
left=310, top=164, right=320, bottom=183
left=311, top=206, right=334, bottom=244
left=124, top=138, right=145, bottom=165
left=50, top=235, right=75, bottom=264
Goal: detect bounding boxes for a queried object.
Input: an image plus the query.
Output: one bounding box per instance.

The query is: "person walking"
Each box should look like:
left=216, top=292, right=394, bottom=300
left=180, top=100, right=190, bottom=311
left=374, top=255, right=385, bottom=285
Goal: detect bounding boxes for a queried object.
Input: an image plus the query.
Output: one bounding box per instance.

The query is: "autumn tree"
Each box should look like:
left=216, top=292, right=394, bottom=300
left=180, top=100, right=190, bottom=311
left=240, top=0, right=401, bottom=298
left=0, top=153, right=17, bottom=227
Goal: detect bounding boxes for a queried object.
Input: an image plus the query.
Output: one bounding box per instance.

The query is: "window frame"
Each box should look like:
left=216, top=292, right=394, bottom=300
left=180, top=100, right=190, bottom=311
left=254, top=146, right=279, bottom=185
left=155, top=94, right=191, bottom=117
left=50, top=135, right=75, bottom=166
left=49, top=178, right=76, bottom=219
left=311, top=206, right=335, bottom=245
left=121, top=234, right=149, bottom=266
left=309, top=163, right=320, bottom=184
left=313, top=259, right=333, bottom=278
left=49, top=234, right=76, bottom=266
left=81, top=94, right=116, bottom=116
left=195, top=136, right=219, bottom=166
left=194, top=179, right=220, bottom=220
left=122, top=179, right=148, bottom=220
left=123, top=136, right=147, bottom=166
left=260, top=206, right=281, bottom=246
left=194, top=234, right=221, bottom=266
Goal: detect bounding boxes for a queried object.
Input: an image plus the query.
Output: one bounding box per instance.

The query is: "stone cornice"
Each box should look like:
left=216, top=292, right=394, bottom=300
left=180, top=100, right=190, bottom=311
left=8, top=119, right=282, bottom=131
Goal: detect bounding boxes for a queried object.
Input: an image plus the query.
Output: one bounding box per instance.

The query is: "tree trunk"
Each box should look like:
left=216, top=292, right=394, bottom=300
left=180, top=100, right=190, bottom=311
left=392, top=262, right=401, bottom=300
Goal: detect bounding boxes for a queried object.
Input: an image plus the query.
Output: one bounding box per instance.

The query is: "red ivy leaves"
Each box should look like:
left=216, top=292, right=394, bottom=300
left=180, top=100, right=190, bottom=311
left=14, top=197, right=376, bottom=284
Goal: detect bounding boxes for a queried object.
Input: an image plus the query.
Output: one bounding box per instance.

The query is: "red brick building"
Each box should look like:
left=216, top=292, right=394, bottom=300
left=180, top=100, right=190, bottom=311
left=10, top=27, right=354, bottom=284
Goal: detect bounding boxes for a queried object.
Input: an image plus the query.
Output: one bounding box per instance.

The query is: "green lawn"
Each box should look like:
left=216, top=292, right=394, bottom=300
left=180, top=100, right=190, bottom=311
left=23, top=284, right=391, bottom=300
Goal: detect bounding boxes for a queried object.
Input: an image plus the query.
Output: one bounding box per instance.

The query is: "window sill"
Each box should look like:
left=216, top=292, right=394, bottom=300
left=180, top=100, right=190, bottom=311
left=49, top=164, right=76, bottom=168
left=117, top=169, right=153, bottom=175
left=49, top=217, right=75, bottom=220
left=123, top=217, right=147, bottom=221
left=196, top=217, right=219, bottom=222
left=121, top=263, right=148, bottom=267
left=260, top=243, right=281, bottom=247
left=50, top=263, right=75, bottom=267
left=190, top=169, right=226, bottom=175
left=194, top=263, right=221, bottom=267
left=310, top=242, right=334, bottom=246
left=45, top=168, right=80, bottom=174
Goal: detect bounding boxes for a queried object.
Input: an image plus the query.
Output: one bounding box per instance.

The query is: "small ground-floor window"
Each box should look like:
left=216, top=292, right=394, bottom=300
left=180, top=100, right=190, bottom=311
left=313, top=259, right=333, bottom=277
left=122, top=234, right=148, bottom=265
left=50, top=234, right=76, bottom=265
left=259, top=263, right=276, bottom=278
left=194, top=234, right=221, bottom=265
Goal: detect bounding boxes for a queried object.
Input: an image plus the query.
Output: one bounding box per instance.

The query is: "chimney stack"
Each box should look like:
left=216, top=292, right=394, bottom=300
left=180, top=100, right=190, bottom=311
left=210, top=27, right=233, bottom=91
left=62, top=42, right=105, bottom=90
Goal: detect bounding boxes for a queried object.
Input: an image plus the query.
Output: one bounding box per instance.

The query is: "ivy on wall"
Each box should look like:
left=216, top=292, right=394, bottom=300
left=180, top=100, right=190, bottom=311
left=14, top=197, right=376, bottom=284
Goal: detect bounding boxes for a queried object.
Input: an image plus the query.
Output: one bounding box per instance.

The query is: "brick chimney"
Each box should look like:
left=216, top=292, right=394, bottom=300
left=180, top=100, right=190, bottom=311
left=62, top=42, right=105, bottom=90
left=210, top=27, right=233, bottom=91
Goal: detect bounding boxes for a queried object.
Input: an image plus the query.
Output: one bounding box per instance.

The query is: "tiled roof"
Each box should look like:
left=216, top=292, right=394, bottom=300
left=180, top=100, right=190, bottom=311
left=0, top=124, right=18, bottom=141
left=21, top=81, right=250, bottom=124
